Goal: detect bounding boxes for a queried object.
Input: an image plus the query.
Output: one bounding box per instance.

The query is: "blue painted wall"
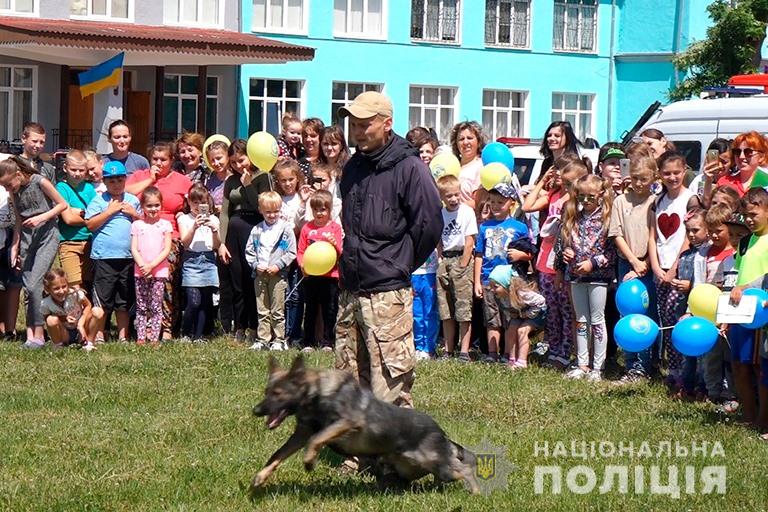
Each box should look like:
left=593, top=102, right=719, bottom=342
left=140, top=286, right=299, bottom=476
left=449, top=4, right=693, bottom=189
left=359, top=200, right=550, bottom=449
left=239, top=0, right=717, bottom=143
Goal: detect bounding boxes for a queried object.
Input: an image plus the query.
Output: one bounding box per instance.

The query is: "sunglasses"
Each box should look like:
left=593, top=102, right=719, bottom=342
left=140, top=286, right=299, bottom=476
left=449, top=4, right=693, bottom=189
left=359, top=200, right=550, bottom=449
left=577, top=194, right=599, bottom=203
left=732, top=148, right=761, bottom=158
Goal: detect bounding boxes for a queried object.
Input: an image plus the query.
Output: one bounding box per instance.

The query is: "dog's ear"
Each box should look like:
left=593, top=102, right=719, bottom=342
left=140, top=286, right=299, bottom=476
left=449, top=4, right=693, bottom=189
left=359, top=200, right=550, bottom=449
left=267, top=356, right=280, bottom=375
left=289, top=355, right=305, bottom=374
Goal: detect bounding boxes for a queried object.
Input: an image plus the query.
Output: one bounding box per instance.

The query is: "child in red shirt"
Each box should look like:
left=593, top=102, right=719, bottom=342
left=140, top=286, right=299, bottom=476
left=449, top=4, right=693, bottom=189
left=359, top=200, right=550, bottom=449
left=297, top=190, right=343, bottom=351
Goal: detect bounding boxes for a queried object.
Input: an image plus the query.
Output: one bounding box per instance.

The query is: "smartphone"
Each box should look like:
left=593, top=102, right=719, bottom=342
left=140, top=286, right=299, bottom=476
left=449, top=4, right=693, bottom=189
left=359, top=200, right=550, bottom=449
left=619, top=158, right=631, bottom=178
left=706, top=149, right=720, bottom=164
left=198, top=204, right=210, bottom=218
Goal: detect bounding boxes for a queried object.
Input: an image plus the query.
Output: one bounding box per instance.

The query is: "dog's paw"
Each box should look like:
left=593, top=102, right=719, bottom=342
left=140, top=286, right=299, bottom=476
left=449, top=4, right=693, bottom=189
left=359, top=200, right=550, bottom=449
left=303, top=455, right=316, bottom=472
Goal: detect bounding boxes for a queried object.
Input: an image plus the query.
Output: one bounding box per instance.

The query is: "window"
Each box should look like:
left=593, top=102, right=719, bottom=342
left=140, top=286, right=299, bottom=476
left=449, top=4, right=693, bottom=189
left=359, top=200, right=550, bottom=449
left=408, top=86, right=456, bottom=143
left=334, top=0, right=385, bottom=39
left=252, top=0, right=305, bottom=33
left=162, top=74, right=218, bottom=136
left=482, top=89, right=525, bottom=140
left=331, top=81, right=383, bottom=145
left=551, top=92, right=594, bottom=141
left=411, top=0, right=460, bottom=43
left=1, top=0, right=35, bottom=14
left=70, top=0, right=130, bottom=19
left=484, top=0, right=530, bottom=47
left=164, top=0, right=221, bottom=26
left=248, top=79, right=302, bottom=135
left=553, top=0, right=597, bottom=52
left=0, top=66, right=35, bottom=143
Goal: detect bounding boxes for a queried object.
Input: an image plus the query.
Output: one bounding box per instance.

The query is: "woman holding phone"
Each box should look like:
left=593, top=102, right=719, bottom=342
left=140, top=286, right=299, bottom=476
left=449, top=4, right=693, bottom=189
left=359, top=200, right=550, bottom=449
left=689, top=138, right=733, bottom=205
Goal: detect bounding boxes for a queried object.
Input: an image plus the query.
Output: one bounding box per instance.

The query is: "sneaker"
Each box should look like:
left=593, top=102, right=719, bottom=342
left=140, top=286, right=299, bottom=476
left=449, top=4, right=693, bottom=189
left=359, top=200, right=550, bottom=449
left=415, top=350, right=432, bottom=361
left=565, top=366, right=588, bottom=380
left=118, top=338, right=129, bottom=344
left=301, top=346, right=315, bottom=353
left=21, top=339, right=44, bottom=350
left=82, top=342, right=96, bottom=352
left=179, top=336, right=193, bottom=344
left=617, top=368, right=649, bottom=385
left=192, top=338, right=207, bottom=344
left=585, top=370, right=602, bottom=382
left=234, top=330, right=246, bottom=343
left=321, top=345, right=334, bottom=353
left=499, top=355, right=511, bottom=365
left=269, top=341, right=287, bottom=351
left=248, top=342, right=266, bottom=351
left=532, top=342, right=549, bottom=357
left=458, top=352, right=471, bottom=363
left=438, top=351, right=454, bottom=361
left=482, top=353, right=499, bottom=364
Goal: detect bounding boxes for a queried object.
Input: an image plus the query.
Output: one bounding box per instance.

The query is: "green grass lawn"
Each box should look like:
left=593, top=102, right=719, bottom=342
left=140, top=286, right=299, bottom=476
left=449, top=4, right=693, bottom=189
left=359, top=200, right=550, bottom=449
left=1, top=341, right=766, bottom=511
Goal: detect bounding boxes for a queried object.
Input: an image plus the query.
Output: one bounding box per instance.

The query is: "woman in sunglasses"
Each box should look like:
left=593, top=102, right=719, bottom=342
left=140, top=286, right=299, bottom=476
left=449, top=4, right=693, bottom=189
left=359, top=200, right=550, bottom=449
left=718, top=131, right=768, bottom=197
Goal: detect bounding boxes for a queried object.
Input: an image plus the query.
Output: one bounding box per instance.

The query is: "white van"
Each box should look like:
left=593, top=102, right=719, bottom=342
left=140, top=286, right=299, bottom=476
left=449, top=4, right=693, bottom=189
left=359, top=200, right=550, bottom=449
left=507, top=142, right=600, bottom=186
left=637, top=96, right=768, bottom=172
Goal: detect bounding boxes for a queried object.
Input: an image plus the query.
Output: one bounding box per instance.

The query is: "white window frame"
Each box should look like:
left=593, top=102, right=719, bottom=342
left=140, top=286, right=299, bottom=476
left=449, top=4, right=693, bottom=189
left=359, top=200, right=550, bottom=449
left=163, top=0, right=225, bottom=28
left=551, top=92, right=595, bottom=141
left=410, top=0, right=462, bottom=45
left=553, top=0, right=597, bottom=53
left=484, top=0, right=531, bottom=49
left=331, top=81, right=384, bottom=145
left=162, top=73, right=219, bottom=135
left=247, top=78, right=304, bottom=136
left=0, top=65, right=38, bottom=143
left=481, top=89, right=527, bottom=140
left=333, top=0, right=388, bottom=41
left=251, top=0, right=308, bottom=35
left=0, top=0, right=38, bottom=16
left=408, top=85, right=457, bottom=144
left=70, top=0, right=134, bottom=22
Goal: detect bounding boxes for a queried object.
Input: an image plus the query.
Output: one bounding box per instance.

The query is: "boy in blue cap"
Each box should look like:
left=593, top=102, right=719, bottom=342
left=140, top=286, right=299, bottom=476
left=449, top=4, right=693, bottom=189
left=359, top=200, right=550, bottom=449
left=85, top=161, right=142, bottom=342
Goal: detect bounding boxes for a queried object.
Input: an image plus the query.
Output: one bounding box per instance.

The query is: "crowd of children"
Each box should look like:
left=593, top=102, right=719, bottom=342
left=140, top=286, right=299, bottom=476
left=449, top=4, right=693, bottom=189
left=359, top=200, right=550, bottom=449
left=1, top=117, right=767, bottom=439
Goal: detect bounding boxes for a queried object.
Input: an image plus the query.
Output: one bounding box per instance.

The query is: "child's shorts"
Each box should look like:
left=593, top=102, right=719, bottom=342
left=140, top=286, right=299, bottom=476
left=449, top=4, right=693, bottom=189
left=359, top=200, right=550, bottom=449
left=58, top=241, right=91, bottom=286
left=482, top=283, right=506, bottom=330
left=728, top=324, right=756, bottom=364
left=502, top=309, right=546, bottom=331
left=65, top=327, right=82, bottom=345
left=92, top=258, right=134, bottom=312
left=436, top=255, right=473, bottom=323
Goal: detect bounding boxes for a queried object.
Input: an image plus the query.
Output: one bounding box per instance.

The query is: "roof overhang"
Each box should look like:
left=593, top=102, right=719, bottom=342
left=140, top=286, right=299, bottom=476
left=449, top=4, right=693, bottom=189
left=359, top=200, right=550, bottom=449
left=0, top=16, right=314, bottom=66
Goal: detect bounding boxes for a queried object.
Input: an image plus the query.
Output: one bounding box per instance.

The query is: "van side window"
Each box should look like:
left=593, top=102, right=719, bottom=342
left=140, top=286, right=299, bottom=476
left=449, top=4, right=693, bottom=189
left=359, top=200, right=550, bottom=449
left=673, top=141, right=702, bottom=172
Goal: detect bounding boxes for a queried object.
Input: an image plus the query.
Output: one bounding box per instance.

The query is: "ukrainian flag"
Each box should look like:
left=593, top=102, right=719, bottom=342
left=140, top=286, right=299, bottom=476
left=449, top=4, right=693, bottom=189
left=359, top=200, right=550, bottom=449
left=79, top=53, right=124, bottom=98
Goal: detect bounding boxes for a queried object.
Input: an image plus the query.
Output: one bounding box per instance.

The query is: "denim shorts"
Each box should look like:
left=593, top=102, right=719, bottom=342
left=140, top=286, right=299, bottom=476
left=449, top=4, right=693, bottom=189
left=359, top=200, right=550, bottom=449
left=728, top=324, right=756, bottom=364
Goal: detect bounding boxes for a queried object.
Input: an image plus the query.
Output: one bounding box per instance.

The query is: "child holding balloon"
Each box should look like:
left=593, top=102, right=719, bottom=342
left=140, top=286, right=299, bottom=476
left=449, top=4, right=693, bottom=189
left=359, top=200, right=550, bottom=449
left=555, top=174, right=616, bottom=381
left=609, top=156, right=658, bottom=382
left=648, top=152, right=699, bottom=388
left=296, top=190, right=342, bottom=352
left=244, top=191, right=296, bottom=351
left=729, top=187, right=768, bottom=428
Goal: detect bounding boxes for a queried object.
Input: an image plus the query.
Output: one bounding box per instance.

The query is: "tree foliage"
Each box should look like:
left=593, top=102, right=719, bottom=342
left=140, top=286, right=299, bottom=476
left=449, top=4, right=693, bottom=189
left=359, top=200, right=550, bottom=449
left=670, top=0, right=768, bottom=101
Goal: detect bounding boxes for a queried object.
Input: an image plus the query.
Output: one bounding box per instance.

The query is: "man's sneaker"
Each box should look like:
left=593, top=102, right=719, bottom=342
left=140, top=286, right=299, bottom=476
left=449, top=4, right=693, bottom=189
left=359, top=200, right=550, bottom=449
left=321, top=345, right=334, bottom=353
left=532, top=342, right=549, bottom=357
left=585, top=370, right=602, bottom=382
left=565, top=366, right=588, bottom=380
left=269, top=341, right=287, bottom=351
left=21, top=339, right=44, bottom=350
left=234, top=330, right=246, bottom=343
left=82, top=342, right=96, bottom=352
left=179, top=336, right=193, bottom=344
left=248, top=342, right=266, bottom=351
left=617, top=368, right=649, bottom=385
left=301, top=346, right=315, bottom=353
left=415, top=350, right=432, bottom=361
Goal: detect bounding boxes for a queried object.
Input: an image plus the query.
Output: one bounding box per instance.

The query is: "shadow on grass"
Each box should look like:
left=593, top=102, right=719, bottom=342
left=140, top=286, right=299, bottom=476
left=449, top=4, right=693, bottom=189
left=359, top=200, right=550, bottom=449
left=245, top=477, right=382, bottom=502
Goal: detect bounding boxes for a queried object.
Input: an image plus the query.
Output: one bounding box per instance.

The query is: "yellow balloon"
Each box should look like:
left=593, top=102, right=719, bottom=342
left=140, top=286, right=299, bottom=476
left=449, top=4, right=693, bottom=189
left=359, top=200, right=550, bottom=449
left=688, top=283, right=720, bottom=322
left=480, top=162, right=511, bottom=191
left=246, top=131, right=279, bottom=171
left=303, top=241, right=338, bottom=276
left=429, top=152, right=461, bottom=180
left=202, top=134, right=231, bottom=169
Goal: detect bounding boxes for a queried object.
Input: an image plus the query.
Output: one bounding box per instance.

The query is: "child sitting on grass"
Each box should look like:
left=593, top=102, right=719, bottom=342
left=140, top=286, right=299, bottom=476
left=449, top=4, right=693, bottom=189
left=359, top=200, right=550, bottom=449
left=41, top=269, right=102, bottom=351
left=489, top=265, right=546, bottom=370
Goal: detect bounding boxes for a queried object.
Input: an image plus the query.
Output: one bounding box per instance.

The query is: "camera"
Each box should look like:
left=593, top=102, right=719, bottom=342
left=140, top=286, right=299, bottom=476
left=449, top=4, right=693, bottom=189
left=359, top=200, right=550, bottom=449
left=309, top=176, right=324, bottom=186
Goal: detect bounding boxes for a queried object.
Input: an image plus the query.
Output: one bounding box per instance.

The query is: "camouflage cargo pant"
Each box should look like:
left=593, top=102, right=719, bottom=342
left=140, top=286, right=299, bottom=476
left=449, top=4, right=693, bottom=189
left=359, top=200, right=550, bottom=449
left=335, top=288, right=416, bottom=408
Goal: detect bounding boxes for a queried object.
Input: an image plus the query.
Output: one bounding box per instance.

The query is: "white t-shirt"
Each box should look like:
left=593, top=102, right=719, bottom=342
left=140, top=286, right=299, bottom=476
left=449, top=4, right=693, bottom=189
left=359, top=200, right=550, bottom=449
left=655, top=187, right=694, bottom=269
left=41, top=288, right=86, bottom=329
left=0, top=186, right=12, bottom=248
left=280, top=193, right=302, bottom=230
left=257, top=221, right=282, bottom=268
left=178, top=213, right=220, bottom=252
left=441, top=203, right=478, bottom=252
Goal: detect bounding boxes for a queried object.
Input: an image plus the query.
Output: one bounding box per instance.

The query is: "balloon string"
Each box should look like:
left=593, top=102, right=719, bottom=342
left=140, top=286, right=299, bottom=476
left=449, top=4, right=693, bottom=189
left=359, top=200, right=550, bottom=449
left=286, top=276, right=305, bottom=300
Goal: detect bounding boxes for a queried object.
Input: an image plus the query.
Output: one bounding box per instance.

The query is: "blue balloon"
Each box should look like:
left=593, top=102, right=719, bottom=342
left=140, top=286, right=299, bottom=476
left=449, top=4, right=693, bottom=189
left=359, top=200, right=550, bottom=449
left=481, top=142, right=515, bottom=170
left=743, top=288, right=768, bottom=329
left=614, top=314, right=659, bottom=353
left=615, top=279, right=650, bottom=316
left=671, top=317, right=719, bottom=357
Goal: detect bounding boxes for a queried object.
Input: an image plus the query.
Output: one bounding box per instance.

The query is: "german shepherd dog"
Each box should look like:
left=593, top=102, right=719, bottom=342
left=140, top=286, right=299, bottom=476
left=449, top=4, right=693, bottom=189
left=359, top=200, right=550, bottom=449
left=251, top=356, right=480, bottom=494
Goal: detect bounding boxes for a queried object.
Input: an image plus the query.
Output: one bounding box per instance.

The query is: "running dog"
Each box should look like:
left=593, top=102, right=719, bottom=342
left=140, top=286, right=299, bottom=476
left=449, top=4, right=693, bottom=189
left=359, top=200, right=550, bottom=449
left=251, top=356, right=480, bottom=494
